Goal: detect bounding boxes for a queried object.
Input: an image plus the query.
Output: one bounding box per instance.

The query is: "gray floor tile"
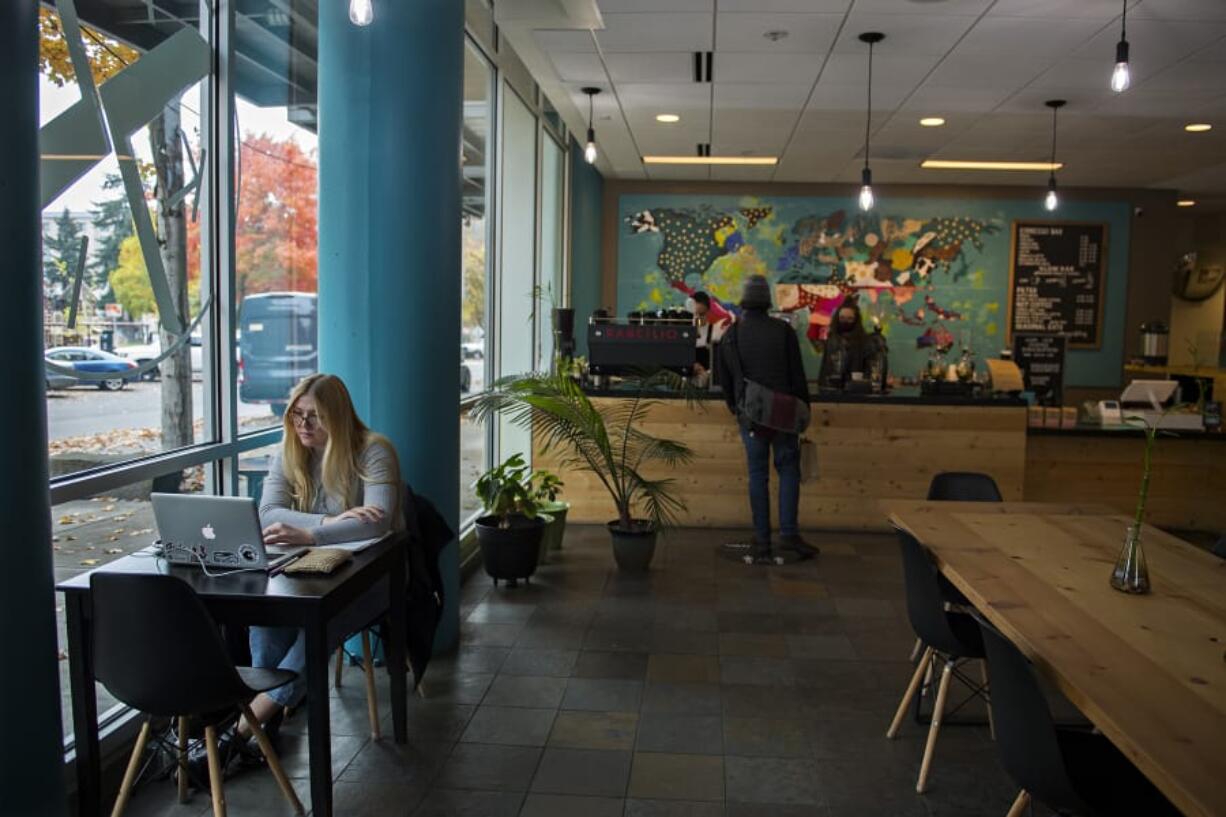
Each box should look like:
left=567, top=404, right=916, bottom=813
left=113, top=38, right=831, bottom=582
left=500, top=649, right=579, bottom=678
left=519, top=793, right=625, bottom=817
left=548, top=711, right=639, bottom=751
left=435, top=743, right=543, bottom=792
left=719, top=656, right=797, bottom=686
left=562, top=678, right=644, bottom=712
left=720, top=684, right=804, bottom=719
left=722, top=717, right=812, bottom=758
left=338, top=739, right=452, bottom=788
left=636, top=713, right=724, bottom=755
left=530, top=748, right=632, bottom=797
left=641, top=682, right=722, bottom=715
left=419, top=672, right=495, bottom=705
left=786, top=634, right=856, bottom=660
left=724, top=804, right=827, bottom=817
left=628, top=753, right=725, bottom=801
left=646, top=654, right=721, bottom=683
left=483, top=675, right=568, bottom=709
left=331, top=778, right=426, bottom=817
left=468, top=603, right=538, bottom=624
left=718, top=633, right=790, bottom=658
left=724, top=756, right=823, bottom=806
left=653, top=629, right=719, bottom=655
left=430, top=646, right=512, bottom=675
left=572, top=651, right=649, bottom=680
left=461, top=706, right=557, bottom=747
left=625, top=799, right=725, bottom=817
left=411, top=787, right=524, bottom=817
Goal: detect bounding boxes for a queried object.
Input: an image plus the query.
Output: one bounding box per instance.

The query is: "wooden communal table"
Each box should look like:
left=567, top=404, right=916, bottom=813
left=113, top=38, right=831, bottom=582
left=883, top=502, right=1226, bottom=817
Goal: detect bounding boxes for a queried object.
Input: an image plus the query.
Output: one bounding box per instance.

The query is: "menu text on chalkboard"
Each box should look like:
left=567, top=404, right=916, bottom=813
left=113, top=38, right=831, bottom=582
left=1013, top=333, right=1066, bottom=406
left=1008, top=222, right=1107, bottom=349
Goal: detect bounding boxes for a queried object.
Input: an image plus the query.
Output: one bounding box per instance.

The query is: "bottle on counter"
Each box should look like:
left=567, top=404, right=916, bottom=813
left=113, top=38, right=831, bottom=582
left=956, top=348, right=975, bottom=382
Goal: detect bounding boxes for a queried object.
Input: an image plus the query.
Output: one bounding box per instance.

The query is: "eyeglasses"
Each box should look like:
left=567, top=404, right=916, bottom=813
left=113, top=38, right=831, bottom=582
left=289, top=409, right=320, bottom=429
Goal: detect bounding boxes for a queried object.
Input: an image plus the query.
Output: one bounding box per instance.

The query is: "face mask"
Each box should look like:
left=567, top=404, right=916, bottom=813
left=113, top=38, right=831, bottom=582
left=837, top=320, right=856, bottom=334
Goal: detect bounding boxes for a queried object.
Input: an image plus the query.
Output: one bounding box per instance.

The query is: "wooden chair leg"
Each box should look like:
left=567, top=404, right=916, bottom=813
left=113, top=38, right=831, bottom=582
left=204, top=725, right=227, bottom=817
left=888, top=646, right=934, bottom=739
left=177, top=716, right=189, bottom=804
left=1005, top=789, right=1030, bottom=817
left=110, top=720, right=152, bottom=817
left=981, top=658, right=995, bottom=741
left=917, top=659, right=954, bottom=794
left=242, top=703, right=305, bottom=816
left=360, top=630, right=382, bottom=740
left=334, top=645, right=345, bottom=688
left=908, top=636, right=923, bottom=663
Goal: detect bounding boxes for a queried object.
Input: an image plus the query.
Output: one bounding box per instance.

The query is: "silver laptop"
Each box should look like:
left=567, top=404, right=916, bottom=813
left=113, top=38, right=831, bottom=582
left=151, top=493, right=300, bottom=571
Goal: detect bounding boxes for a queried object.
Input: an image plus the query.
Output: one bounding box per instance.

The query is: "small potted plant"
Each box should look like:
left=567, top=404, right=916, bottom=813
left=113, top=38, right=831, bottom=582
left=532, top=470, right=568, bottom=562
left=475, top=454, right=548, bottom=587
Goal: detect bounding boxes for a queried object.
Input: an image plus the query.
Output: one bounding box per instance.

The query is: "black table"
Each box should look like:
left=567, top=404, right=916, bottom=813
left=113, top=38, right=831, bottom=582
left=57, top=534, right=409, bottom=817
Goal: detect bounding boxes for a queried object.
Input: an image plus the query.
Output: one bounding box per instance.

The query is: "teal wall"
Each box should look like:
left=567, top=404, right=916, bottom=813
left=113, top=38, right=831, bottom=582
left=618, top=193, right=1131, bottom=388
left=569, top=139, right=604, bottom=356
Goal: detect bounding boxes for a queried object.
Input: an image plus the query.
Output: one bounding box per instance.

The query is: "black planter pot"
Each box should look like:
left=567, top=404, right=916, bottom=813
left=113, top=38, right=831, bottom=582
left=607, top=519, right=658, bottom=572
left=476, top=514, right=546, bottom=587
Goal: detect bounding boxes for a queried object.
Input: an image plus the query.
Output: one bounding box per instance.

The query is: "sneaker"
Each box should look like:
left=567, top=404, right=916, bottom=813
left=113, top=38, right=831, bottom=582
left=779, top=534, right=819, bottom=559
left=742, top=539, right=775, bottom=565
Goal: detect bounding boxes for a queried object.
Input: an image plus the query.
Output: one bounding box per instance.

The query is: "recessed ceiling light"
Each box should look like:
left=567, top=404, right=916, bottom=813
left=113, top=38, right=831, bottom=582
left=920, top=160, right=1063, bottom=171
left=1177, top=199, right=1197, bottom=207
left=919, top=117, right=946, bottom=127
left=1184, top=123, right=1212, bottom=132
left=655, top=114, right=680, bottom=123
left=642, top=155, right=778, bottom=166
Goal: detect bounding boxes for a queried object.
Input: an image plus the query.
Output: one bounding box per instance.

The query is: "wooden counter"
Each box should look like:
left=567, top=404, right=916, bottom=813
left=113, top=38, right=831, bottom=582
left=534, top=395, right=1028, bottom=531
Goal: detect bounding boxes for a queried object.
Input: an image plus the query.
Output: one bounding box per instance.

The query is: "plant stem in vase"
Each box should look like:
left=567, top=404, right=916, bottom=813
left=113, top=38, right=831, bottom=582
left=1110, top=421, right=1155, bottom=594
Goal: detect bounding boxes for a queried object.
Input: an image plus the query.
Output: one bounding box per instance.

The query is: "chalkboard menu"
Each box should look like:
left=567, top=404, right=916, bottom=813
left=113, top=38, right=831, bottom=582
left=1013, top=333, right=1066, bottom=406
left=1008, top=221, right=1107, bottom=349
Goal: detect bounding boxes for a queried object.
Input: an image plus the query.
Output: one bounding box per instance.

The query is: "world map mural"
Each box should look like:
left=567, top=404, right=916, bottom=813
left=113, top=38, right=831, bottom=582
left=617, top=194, right=1132, bottom=386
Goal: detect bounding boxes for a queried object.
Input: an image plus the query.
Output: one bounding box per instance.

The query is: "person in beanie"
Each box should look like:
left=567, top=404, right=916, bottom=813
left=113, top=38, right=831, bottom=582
left=717, top=275, right=817, bottom=563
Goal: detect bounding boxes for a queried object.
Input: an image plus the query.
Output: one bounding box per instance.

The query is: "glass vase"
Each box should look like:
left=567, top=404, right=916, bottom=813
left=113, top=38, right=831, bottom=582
left=1110, top=524, right=1150, bottom=594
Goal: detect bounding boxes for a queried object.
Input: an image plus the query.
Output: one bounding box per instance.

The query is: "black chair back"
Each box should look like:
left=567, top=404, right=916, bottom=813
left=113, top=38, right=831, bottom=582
left=896, top=531, right=981, bottom=658
left=976, top=616, right=1089, bottom=815
left=92, top=573, right=253, bottom=718
left=927, top=472, right=1003, bottom=502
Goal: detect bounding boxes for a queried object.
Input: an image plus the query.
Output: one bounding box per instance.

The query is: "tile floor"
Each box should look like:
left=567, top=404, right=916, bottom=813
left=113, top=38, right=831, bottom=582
left=120, top=525, right=1060, bottom=816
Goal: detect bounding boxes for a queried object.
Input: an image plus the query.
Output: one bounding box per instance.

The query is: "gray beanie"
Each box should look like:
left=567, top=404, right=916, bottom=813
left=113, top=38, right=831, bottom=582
left=740, top=274, right=772, bottom=309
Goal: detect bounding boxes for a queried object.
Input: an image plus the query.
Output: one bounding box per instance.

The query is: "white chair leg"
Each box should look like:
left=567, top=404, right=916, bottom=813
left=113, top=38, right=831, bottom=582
left=361, top=630, right=381, bottom=740
left=888, top=647, right=934, bottom=739
left=334, top=645, right=345, bottom=688
left=908, top=636, right=923, bottom=663
left=1005, top=789, right=1030, bottom=817
left=242, top=703, right=304, bottom=815
left=204, top=725, right=227, bottom=817
left=917, top=659, right=953, bottom=794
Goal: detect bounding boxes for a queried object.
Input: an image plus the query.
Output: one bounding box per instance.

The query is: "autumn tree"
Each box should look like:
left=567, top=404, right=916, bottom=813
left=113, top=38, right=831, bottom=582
left=462, top=226, right=486, bottom=333
left=236, top=134, right=318, bottom=297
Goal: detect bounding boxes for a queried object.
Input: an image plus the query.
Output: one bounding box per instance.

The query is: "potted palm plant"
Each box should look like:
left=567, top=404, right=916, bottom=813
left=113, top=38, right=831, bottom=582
left=474, top=454, right=548, bottom=587
left=471, top=370, right=694, bottom=572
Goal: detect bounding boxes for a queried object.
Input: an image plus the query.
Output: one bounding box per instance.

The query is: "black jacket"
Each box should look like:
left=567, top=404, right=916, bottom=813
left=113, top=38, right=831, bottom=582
left=402, top=484, right=453, bottom=688
left=718, top=310, right=811, bottom=414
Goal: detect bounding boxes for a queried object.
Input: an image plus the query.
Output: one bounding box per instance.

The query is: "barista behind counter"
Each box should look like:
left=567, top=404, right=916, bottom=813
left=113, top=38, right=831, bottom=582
left=819, top=297, right=889, bottom=392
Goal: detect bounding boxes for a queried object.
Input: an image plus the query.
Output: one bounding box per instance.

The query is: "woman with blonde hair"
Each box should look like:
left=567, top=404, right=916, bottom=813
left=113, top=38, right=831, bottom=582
left=194, top=373, right=403, bottom=778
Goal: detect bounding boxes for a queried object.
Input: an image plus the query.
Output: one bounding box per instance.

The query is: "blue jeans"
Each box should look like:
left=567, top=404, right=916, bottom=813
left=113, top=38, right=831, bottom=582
left=249, top=626, right=307, bottom=707
left=739, top=427, right=800, bottom=546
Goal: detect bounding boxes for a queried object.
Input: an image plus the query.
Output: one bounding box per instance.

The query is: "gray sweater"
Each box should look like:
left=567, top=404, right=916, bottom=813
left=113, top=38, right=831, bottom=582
left=259, top=441, right=404, bottom=545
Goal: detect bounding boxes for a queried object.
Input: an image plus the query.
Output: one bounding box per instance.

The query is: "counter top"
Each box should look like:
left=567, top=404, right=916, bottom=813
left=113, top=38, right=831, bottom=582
left=580, top=386, right=1025, bottom=408
left=1028, top=424, right=1225, bottom=441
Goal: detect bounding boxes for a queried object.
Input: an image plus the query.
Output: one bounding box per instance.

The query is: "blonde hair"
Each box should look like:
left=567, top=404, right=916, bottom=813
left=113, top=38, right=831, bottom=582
left=281, top=374, right=400, bottom=513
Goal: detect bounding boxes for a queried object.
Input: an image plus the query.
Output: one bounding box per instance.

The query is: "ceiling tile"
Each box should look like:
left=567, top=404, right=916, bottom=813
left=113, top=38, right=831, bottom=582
left=715, top=12, right=844, bottom=53
left=831, top=13, right=980, bottom=57
left=1139, top=59, right=1226, bottom=93
left=853, top=0, right=993, bottom=13
left=709, top=164, right=779, bottom=182
left=596, top=0, right=713, bottom=11
left=819, top=53, right=944, bottom=88
left=596, top=13, right=714, bottom=52
left=615, top=82, right=713, bottom=111
left=713, top=52, right=825, bottom=84
left=899, top=84, right=1014, bottom=112
left=955, top=17, right=1105, bottom=56
left=1133, top=0, right=1226, bottom=21
left=604, top=52, right=695, bottom=83
left=719, top=0, right=851, bottom=10
left=989, top=0, right=1134, bottom=19
left=925, top=52, right=1048, bottom=89
left=549, top=52, right=608, bottom=84
left=1073, top=18, right=1226, bottom=62
left=714, top=83, right=814, bottom=110
left=535, top=29, right=596, bottom=53
left=806, top=82, right=911, bottom=112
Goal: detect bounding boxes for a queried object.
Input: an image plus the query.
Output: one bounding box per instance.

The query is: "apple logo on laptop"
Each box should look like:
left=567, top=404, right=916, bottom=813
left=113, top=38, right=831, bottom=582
left=202, top=524, right=217, bottom=540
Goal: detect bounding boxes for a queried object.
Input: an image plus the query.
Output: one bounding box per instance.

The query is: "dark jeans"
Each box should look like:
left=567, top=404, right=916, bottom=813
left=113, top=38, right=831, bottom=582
left=738, top=426, right=800, bottom=546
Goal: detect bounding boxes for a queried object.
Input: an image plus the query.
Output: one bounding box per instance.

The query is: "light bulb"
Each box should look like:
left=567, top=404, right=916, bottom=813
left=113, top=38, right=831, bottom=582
left=1044, top=187, right=1059, bottom=212
left=584, top=141, right=597, bottom=165
left=1111, top=61, right=1131, bottom=93
left=349, top=0, right=373, bottom=26
left=859, top=185, right=874, bottom=212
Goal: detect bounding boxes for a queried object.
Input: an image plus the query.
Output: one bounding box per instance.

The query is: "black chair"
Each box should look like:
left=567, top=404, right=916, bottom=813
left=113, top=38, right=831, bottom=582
left=926, top=471, right=1004, bottom=502
left=887, top=531, right=990, bottom=793
left=975, top=615, right=1180, bottom=817
left=92, top=573, right=304, bottom=817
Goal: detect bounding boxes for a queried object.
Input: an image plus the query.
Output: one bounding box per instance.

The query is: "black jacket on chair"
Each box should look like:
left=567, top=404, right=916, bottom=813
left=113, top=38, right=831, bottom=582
left=402, top=484, right=454, bottom=688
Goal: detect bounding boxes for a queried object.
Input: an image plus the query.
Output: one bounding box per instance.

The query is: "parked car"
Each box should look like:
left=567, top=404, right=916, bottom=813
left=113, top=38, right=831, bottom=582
left=462, top=341, right=485, bottom=360
left=461, top=361, right=472, bottom=393
left=117, top=331, right=204, bottom=380
left=45, top=347, right=139, bottom=391
left=239, top=292, right=318, bottom=414
left=45, top=366, right=77, bottom=390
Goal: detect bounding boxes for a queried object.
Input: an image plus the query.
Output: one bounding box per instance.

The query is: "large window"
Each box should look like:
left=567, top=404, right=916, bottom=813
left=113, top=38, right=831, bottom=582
left=538, top=133, right=566, bottom=369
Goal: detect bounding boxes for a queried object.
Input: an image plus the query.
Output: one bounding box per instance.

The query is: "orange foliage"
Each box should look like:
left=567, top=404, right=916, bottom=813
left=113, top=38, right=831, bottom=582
left=236, top=134, right=319, bottom=296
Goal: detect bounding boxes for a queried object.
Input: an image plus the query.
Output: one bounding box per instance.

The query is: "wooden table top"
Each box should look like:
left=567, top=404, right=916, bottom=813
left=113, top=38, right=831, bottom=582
left=886, top=502, right=1226, bottom=817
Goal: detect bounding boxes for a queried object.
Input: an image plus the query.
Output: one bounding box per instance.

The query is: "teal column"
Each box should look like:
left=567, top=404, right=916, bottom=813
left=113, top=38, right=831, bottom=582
left=0, top=2, right=67, bottom=815
left=569, top=139, right=604, bottom=355
left=318, top=0, right=463, bottom=650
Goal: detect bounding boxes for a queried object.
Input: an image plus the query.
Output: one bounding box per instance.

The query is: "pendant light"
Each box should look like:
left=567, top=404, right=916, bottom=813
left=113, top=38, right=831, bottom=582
left=349, top=0, right=373, bottom=26
left=858, top=32, right=884, bottom=212
left=1044, top=99, right=1066, bottom=212
left=1111, top=0, right=1130, bottom=93
left=581, top=87, right=601, bottom=165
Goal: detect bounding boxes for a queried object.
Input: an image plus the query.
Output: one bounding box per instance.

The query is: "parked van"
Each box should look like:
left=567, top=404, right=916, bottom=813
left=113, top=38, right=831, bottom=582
left=238, top=292, right=318, bottom=415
